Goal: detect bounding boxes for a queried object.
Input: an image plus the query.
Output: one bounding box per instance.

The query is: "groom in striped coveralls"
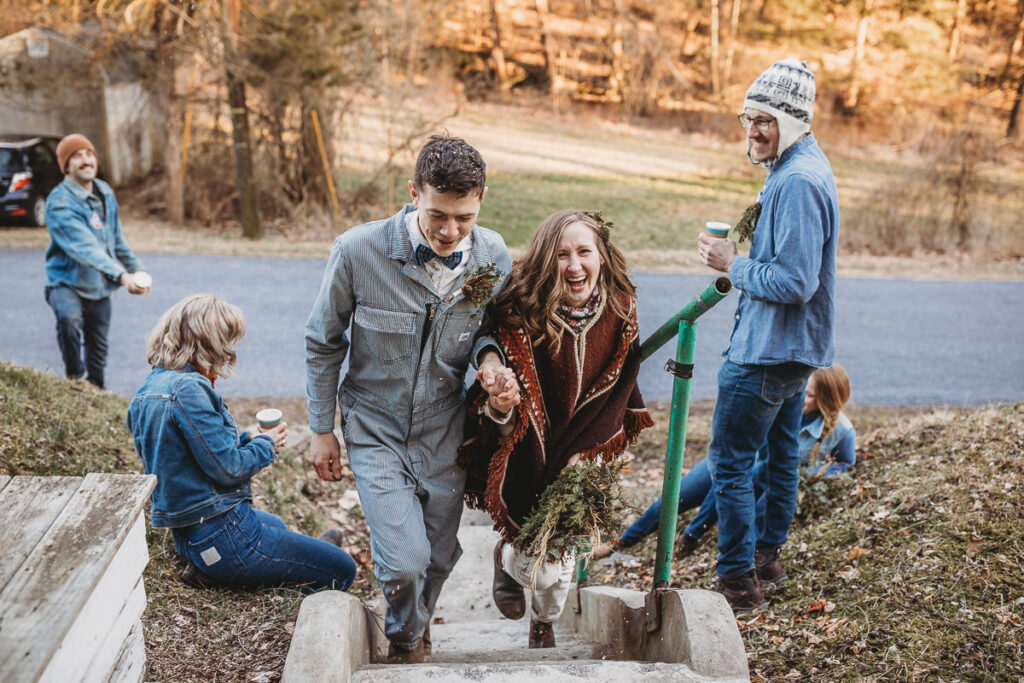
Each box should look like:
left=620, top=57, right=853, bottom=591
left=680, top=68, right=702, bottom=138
left=305, top=134, right=517, bottom=663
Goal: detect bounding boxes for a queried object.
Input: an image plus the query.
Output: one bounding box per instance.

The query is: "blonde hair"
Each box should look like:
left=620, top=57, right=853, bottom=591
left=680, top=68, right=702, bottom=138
left=145, top=294, right=246, bottom=377
left=811, top=364, right=851, bottom=440
left=491, top=210, right=635, bottom=355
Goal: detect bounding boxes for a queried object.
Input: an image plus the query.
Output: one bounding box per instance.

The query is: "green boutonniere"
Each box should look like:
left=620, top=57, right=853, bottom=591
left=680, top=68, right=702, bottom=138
left=462, top=263, right=504, bottom=307
left=736, top=201, right=762, bottom=244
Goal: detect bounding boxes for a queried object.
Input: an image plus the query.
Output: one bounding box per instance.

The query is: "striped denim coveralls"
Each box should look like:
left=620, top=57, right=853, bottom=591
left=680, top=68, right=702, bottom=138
left=305, top=204, right=511, bottom=648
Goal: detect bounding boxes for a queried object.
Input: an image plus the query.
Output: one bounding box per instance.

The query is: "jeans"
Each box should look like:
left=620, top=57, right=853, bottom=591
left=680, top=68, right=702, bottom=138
left=681, top=456, right=771, bottom=541
left=709, top=360, right=812, bottom=579
left=172, top=502, right=357, bottom=592
left=619, top=457, right=713, bottom=546
left=45, top=285, right=112, bottom=388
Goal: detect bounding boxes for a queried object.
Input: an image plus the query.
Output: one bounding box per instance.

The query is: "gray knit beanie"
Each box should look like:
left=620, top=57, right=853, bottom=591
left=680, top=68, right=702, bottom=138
left=743, top=59, right=816, bottom=166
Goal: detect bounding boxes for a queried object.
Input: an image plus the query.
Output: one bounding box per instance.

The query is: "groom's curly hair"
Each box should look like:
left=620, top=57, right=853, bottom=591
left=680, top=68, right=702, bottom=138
left=413, top=133, right=486, bottom=198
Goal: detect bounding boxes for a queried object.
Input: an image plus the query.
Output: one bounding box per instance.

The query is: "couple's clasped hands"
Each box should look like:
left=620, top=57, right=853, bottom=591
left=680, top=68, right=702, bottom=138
left=478, top=353, right=520, bottom=417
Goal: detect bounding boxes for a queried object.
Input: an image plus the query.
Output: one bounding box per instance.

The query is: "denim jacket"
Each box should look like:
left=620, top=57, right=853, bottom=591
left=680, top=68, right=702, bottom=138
left=126, top=365, right=276, bottom=528
left=45, top=176, right=142, bottom=300
left=727, top=134, right=839, bottom=368
left=799, top=410, right=855, bottom=474
left=305, top=204, right=511, bottom=436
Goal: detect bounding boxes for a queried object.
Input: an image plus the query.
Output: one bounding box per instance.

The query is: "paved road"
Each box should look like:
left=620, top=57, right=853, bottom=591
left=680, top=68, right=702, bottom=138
left=2, top=248, right=1022, bottom=406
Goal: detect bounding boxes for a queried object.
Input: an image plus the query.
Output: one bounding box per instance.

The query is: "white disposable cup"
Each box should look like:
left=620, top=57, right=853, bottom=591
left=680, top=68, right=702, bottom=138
left=132, top=271, right=152, bottom=289
left=256, top=408, right=283, bottom=429
left=705, top=222, right=730, bottom=239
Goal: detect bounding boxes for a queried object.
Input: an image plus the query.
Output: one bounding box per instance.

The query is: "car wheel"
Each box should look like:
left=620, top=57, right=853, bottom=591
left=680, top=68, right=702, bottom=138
left=30, top=196, right=46, bottom=227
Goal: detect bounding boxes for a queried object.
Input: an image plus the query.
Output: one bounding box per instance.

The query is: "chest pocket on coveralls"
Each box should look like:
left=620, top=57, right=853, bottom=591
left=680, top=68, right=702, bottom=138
left=353, top=305, right=417, bottom=363
left=437, top=310, right=482, bottom=364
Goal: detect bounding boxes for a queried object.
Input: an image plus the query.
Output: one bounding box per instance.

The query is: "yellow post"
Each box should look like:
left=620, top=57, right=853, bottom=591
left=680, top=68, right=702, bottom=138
left=311, top=110, right=342, bottom=220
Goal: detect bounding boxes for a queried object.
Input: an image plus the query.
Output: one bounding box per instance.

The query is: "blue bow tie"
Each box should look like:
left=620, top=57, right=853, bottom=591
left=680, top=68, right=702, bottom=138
left=415, top=243, right=463, bottom=270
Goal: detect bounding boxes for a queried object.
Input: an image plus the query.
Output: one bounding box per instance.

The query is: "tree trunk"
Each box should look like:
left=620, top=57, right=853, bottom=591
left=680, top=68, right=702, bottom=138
left=1007, top=67, right=1024, bottom=138
left=610, top=0, right=626, bottom=103
left=948, top=0, right=967, bottom=61
left=1001, top=0, right=1024, bottom=82
left=844, top=0, right=874, bottom=111
left=710, top=0, right=721, bottom=96
left=223, top=0, right=261, bottom=238
left=723, top=0, right=742, bottom=88
left=488, top=0, right=510, bottom=89
left=535, top=0, right=558, bottom=93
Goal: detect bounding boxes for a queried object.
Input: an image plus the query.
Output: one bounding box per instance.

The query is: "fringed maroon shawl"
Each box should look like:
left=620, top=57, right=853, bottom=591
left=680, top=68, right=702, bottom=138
left=459, top=293, right=654, bottom=542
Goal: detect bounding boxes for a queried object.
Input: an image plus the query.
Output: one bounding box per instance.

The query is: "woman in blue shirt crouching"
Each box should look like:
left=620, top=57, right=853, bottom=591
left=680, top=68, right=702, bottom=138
left=594, top=365, right=856, bottom=560
left=127, top=294, right=356, bottom=591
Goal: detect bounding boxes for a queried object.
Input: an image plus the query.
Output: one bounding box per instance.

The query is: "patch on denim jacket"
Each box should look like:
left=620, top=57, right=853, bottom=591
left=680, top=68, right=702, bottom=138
left=200, top=546, right=222, bottom=566
left=89, top=213, right=102, bottom=230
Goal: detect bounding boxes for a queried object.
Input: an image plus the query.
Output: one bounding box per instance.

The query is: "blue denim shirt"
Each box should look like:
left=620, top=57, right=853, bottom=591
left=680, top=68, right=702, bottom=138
left=727, top=133, right=838, bottom=368
left=126, top=365, right=276, bottom=528
left=45, top=176, right=142, bottom=300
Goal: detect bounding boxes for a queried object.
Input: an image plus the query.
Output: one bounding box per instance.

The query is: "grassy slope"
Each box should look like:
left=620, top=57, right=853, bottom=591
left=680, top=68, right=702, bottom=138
left=3, top=360, right=1022, bottom=681
left=3, top=101, right=1023, bottom=280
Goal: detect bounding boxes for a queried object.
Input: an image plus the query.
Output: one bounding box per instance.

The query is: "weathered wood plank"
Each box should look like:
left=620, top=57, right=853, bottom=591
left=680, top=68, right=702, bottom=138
left=104, top=621, right=146, bottom=683
left=0, top=476, right=81, bottom=592
left=75, top=577, right=147, bottom=683
left=0, top=473, right=156, bottom=683
left=40, top=514, right=149, bottom=683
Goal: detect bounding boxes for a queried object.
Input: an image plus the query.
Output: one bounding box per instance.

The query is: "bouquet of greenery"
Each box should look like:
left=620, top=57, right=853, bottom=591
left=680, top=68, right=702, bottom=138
left=512, top=461, right=628, bottom=580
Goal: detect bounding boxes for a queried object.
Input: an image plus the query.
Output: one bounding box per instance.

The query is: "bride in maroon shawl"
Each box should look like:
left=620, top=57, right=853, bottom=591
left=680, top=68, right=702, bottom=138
left=460, top=209, right=653, bottom=648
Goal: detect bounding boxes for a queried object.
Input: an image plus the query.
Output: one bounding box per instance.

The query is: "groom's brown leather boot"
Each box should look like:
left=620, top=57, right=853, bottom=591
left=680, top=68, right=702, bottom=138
left=492, top=541, right=526, bottom=619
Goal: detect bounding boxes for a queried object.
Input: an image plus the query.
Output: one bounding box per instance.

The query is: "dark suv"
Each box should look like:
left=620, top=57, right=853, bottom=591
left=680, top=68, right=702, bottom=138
left=0, top=135, right=64, bottom=226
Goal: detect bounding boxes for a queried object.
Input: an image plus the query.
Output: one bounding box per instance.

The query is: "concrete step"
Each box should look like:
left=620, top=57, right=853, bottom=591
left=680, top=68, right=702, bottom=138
left=352, top=659, right=723, bottom=682
left=428, top=619, right=600, bottom=663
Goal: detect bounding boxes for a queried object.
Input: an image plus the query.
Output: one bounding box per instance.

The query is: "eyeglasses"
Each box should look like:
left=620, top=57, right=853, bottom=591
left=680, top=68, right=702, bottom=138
left=737, top=114, right=776, bottom=132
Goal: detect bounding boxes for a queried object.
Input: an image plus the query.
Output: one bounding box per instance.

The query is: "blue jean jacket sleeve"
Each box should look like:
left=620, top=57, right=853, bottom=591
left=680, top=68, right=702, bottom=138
left=822, top=427, right=856, bottom=475
left=173, top=381, right=276, bottom=486
left=46, top=200, right=129, bottom=284
left=730, top=173, right=827, bottom=305
left=305, top=237, right=355, bottom=433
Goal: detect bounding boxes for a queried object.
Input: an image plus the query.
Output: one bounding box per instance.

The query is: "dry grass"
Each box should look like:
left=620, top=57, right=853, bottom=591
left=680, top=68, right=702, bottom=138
left=3, top=360, right=1022, bottom=681
left=592, top=402, right=1024, bottom=681
left=4, top=101, right=1022, bottom=280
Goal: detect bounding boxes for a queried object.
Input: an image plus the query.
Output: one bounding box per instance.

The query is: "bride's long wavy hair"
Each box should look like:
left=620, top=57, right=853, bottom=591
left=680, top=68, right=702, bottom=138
left=491, top=210, right=636, bottom=355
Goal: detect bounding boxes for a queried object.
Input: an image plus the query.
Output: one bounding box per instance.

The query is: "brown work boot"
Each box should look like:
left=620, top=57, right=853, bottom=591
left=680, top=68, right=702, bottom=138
left=528, top=619, right=556, bottom=648
left=181, top=560, right=215, bottom=589
left=492, top=541, right=526, bottom=619
left=754, top=546, right=788, bottom=589
left=318, top=528, right=345, bottom=548
left=675, top=533, right=699, bottom=559
left=714, top=569, right=765, bottom=613
left=422, top=624, right=432, bottom=656
left=386, top=640, right=425, bottom=664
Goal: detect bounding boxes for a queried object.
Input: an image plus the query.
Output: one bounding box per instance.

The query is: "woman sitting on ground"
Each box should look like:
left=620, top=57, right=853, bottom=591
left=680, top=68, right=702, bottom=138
left=460, top=209, right=653, bottom=649
left=127, top=294, right=356, bottom=591
left=593, top=364, right=856, bottom=561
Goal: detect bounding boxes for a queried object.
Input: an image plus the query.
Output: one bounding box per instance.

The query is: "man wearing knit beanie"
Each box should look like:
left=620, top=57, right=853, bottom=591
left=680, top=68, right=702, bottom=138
left=43, top=133, right=152, bottom=390
left=695, top=59, right=840, bottom=612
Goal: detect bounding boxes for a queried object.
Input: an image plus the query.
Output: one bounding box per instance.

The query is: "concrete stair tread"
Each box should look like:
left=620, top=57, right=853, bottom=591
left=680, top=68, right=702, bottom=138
left=428, top=618, right=598, bottom=663
left=352, top=659, right=725, bottom=682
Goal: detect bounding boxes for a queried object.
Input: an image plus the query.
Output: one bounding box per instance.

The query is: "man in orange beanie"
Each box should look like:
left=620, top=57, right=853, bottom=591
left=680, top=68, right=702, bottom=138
left=44, top=133, right=152, bottom=389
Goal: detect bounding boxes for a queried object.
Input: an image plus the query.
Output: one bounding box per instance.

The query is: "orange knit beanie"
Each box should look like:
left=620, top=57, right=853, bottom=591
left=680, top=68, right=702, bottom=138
left=56, top=134, right=98, bottom=173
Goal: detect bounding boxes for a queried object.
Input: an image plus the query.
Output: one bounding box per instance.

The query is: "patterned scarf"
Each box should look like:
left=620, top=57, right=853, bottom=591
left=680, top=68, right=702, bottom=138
left=556, top=287, right=601, bottom=333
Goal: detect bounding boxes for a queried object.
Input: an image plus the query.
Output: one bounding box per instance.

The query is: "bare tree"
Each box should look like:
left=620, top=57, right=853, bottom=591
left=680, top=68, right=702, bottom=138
left=948, top=0, right=967, bottom=61
left=844, top=0, right=875, bottom=111
left=710, top=0, right=721, bottom=96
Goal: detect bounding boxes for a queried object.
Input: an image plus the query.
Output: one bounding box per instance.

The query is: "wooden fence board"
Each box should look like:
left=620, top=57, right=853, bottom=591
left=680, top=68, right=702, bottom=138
left=0, top=473, right=155, bottom=683
left=0, top=476, right=81, bottom=592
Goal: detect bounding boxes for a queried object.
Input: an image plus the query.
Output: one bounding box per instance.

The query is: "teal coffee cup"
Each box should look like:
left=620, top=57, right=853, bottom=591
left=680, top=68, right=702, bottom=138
left=256, top=408, right=283, bottom=429
left=705, top=222, right=730, bottom=238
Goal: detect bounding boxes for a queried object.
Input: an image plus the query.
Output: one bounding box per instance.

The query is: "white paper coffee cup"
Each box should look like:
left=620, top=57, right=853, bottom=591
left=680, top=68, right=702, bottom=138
left=705, top=222, right=730, bottom=238
left=133, top=271, right=152, bottom=289
left=256, top=408, right=283, bottom=429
